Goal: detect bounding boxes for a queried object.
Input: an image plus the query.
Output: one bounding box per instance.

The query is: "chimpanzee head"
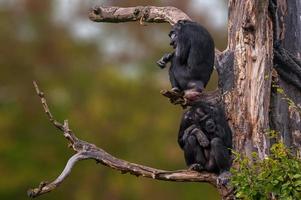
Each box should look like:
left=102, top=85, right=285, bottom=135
left=205, top=119, right=216, bottom=133
left=168, top=27, right=178, bottom=49
left=169, top=20, right=186, bottom=49
left=193, top=107, right=216, bottom=134
left=168, top=20, right=195, bottom=49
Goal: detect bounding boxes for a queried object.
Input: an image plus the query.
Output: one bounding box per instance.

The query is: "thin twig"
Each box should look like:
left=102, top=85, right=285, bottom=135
left=27, top=153, right=89, bottom=198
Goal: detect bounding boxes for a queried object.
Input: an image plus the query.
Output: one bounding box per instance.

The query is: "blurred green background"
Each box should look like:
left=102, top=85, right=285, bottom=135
left=0, top=0, right=227, bottom=199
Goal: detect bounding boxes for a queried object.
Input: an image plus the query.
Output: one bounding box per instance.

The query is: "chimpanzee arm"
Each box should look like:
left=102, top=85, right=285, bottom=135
left=178, top=110, right=193, bottom=149
left=183, top=125, right=197, bottom=141
left=211, top=106, right=232, bottom=148
left=157, top=52, right=174, bottom=68
left=215, top=124, right=232, bottom=148
left=176, top=32, right=191, bottom=65
left=187, top=37, right=214, bottom=90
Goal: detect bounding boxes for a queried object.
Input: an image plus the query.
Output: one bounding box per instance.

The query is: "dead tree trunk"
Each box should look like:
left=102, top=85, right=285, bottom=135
left=28, top=1, right=301, bottom=200
left=218, top=0, right=301, bottom=159
left=219, top=0, right=274, bottom=159
left=217, top=0, right=301, bottom=173
left=269, top=0, right=301, bottom=156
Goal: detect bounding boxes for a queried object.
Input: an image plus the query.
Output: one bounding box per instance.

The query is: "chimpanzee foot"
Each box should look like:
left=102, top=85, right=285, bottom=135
left=184, top=90, right=201, bottom=102
left=217, top=171, right=231, bottom=186
left=170, top=87, right=181, bottom=93
left=188, top=164, right=204, bottom=172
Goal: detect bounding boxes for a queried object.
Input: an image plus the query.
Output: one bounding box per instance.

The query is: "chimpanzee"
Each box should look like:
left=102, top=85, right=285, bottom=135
left=157, top=20, right=215, bottom=99
left=178, top=102, right=232, bottom=175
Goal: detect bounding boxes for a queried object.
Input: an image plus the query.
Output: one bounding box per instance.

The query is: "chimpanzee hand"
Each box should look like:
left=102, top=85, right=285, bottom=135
left=205, top=118, right=216, bottom=133
left=182, top=124, right=197, bottom=141
left=157, top=58, right=167, bottom=68
left=156, top=53, right=174, bottom=69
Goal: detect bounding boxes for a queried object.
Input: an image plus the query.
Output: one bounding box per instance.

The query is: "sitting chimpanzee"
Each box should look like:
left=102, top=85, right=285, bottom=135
left=178, top=102, right=232, bottom=175
left=157, top=20, right=215, bottom=100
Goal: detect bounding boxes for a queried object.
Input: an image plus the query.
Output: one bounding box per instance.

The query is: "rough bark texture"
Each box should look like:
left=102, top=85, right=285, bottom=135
left=270, top=0, right=301, bottom=157
left=223, top=0, right=273, bottom=159
left=89, top=6, right=191, bottom=25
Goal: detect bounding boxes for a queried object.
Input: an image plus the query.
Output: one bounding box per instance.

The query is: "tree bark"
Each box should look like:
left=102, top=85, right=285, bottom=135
left=222, top=0, right=274, bottom=159
left=269, top=0, right=301, bottom=157
left=222, top=0, right=301, bottom=159
left=89, top=6, right=191, bottom=25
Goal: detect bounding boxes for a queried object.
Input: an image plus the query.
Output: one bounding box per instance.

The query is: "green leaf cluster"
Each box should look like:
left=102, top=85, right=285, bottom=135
left=231, top=143, right=301, bottom=200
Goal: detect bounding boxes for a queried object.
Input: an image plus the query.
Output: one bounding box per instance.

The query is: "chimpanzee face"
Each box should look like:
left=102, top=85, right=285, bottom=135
left=169, top=30, right=177, bottom=49
left=193, top=107, right=216, bottom=133
left=169, top=22, right=183, bottom=49
left=194, top=108, right=206, bottom=119
left=205, top=119, right=216, bottom=133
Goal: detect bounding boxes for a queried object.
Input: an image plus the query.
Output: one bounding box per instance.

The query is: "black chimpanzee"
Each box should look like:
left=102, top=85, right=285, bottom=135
left=157, top=20, right=215, bottom=99
left=178, top=102, right=232, bottom=175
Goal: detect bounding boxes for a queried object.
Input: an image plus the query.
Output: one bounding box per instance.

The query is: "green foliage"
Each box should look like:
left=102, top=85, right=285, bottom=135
left=273, top=84, right=301, bottom=114
left=231, top=143, right=301, bottom=200
left=266, top=129, right=279, bottom=139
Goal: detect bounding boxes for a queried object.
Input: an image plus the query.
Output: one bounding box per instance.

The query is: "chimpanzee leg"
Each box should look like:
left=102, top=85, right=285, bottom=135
left=183, top=134, right=206, bottom=171
left=206, top=138, right=231, bottom=173
left=169, top=67, right=180, bottom=91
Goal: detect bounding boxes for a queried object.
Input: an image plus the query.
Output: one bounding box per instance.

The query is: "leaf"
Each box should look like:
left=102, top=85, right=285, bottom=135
left=293, top=174, right=301, bottom=179
left=294, top=180, right=301, bottom=186
left=276, top=88, right=284, bottom=94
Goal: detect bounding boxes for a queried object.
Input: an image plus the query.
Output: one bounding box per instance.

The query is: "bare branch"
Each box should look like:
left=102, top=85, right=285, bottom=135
left=28, top=82, right=230, bottom=198
left=33, top=81, right=78, bottom=146
left=27, top=153, right=89, bottom=198
left=33, top=81, right=63, bottom=131
left=89, top=6, right=191, bottom=25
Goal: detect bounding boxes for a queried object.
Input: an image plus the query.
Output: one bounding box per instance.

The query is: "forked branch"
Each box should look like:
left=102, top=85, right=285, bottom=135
left=28, top=82, right=232, bottom=198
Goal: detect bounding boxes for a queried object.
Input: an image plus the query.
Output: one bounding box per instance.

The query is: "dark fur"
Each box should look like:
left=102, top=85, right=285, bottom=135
left=178, top=102, right=232, bottom=174
left=157, top=20, right=215, bottom=92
